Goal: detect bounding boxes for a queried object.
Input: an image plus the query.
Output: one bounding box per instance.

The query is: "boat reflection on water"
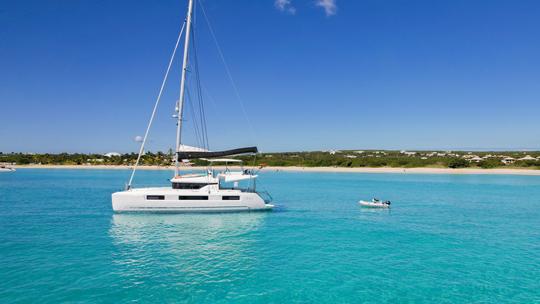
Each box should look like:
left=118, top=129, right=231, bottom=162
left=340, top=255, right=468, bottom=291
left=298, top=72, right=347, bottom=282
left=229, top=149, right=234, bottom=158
left=357, top=205, right=392, bottom=220
left=359, top=207, right=391, bottom=214
left=110, top=212, right=266, bottom=247
left=109, top=213, right=267, bottom=285
left=110, top=212, right=266, bottom=240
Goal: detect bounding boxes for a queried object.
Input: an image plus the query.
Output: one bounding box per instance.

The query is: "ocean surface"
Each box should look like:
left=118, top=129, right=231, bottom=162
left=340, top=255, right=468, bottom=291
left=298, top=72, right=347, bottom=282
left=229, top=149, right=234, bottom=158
left=1, top=169, right=539, bottom=303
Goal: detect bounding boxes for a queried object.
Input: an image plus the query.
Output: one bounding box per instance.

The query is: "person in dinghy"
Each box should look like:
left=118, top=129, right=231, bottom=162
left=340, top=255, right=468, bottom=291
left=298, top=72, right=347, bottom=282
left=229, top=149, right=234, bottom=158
left=373, top=198, right=391, bottom=206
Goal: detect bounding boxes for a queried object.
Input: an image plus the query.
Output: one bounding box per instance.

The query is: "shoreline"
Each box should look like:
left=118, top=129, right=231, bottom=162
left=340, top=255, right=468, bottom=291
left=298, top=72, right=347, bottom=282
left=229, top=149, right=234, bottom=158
left=12, top=164, right=540, bottom=176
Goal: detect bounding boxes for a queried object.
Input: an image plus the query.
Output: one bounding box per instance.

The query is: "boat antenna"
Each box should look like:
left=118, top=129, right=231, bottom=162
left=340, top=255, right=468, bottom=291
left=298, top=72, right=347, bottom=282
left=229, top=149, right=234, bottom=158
left=126, top=17, right=186, bottom=190
left=174, top=0, right=195, bottom=177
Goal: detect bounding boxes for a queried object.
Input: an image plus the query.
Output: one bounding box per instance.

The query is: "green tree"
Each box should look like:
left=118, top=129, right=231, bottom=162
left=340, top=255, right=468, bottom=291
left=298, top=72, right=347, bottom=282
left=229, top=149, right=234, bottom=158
left=447, top=158, right=469, bottom=168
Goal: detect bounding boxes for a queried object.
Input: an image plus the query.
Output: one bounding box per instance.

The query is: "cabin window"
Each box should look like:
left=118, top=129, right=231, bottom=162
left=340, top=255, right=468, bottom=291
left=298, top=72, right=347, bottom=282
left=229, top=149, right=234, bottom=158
left=147, top=195, right=165, bottom=200
left=222, top=196, right=240, bottom=200
left=178, top=196, right=208, bottom=200
left=172, top=183, right=211, bottom=189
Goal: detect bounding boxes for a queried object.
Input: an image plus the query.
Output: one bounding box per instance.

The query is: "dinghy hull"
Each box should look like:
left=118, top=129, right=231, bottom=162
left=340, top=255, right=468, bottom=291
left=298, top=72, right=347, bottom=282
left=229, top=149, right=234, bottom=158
left=359, top=200, right=390, bottom=208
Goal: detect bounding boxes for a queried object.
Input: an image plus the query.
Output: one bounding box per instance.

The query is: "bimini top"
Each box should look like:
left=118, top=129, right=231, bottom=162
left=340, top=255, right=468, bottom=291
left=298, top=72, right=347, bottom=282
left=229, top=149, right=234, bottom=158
left=177, top=146, right=258, bottom=160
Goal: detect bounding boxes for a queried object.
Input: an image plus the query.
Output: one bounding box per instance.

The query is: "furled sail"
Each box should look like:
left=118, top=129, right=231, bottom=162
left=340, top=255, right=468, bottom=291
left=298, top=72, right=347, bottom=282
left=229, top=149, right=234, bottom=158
left=177, top=146, right=258, bottom=160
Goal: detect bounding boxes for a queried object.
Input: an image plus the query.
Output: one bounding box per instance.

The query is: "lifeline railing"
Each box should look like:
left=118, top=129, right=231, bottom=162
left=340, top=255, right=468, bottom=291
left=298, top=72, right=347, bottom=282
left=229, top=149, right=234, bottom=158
left=256, top=190, right=273, bottom=204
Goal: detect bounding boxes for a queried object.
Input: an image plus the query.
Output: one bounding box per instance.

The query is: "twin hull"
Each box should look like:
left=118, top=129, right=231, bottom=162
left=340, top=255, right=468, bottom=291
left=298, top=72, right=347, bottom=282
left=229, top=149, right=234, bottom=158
left=112, top=187, right=273, bottom=213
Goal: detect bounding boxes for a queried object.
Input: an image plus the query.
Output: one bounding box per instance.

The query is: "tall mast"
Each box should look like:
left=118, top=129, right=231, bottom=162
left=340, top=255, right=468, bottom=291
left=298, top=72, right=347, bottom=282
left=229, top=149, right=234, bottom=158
left=174, top=0, right=194, bottom=176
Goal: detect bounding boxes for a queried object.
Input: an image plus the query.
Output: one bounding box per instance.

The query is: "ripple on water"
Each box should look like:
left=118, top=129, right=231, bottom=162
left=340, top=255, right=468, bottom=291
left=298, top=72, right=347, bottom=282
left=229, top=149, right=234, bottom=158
left=1, top=170, right=539, bottom=303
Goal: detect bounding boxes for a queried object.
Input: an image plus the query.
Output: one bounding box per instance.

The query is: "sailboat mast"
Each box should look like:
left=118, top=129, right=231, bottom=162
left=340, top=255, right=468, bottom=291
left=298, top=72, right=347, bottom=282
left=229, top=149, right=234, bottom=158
left=174, top=0, right=194, bottom=176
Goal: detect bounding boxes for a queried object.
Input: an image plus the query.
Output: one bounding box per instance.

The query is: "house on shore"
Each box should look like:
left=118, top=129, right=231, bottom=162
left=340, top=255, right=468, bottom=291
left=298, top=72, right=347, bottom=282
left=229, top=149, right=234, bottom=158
left=400, top=150, right=417, bottom=156
left=518, top=155, right=536, bottom=161
left=468, top=156, right=484, bottom=163
left=104, top=152, right=121, bottom=157
left=501, top=157, right=515, bottom=165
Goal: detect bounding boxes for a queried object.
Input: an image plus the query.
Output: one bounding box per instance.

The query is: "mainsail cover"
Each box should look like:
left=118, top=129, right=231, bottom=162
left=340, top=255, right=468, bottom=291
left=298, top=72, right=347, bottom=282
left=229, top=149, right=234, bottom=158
left=177, top=146, right=258, bottom=160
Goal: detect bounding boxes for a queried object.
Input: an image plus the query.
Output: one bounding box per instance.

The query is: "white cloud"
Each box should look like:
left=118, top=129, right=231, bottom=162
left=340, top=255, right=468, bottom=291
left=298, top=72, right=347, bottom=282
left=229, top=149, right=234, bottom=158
left=134, top=136, right=143, bottom=143
left=315, top=0, right=337, bottom=16
left=275, top=0, right=296, bottom=14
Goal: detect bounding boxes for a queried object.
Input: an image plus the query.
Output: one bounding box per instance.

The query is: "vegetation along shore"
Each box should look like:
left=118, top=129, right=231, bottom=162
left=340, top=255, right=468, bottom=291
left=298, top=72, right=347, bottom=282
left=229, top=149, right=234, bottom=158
left=3, top=150, right=540, bottom=172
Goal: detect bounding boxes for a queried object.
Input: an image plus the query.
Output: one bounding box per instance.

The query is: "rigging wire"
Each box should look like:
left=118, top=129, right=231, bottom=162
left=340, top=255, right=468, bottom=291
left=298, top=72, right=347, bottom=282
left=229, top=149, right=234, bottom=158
left=190, top=20, right=210, bottom=150
left=128, top=0, right=261, bottom=189
left=185, top=87, right=204, bottom=150
left=127, top=21, right=186, bottom=189
left=198, top=0, right=258, bottom=146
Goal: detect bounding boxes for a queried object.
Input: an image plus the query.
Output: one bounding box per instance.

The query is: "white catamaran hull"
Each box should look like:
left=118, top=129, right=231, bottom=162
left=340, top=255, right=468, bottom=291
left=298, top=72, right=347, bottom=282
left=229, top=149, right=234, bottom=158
left=112, top=188, right=273, bottom=212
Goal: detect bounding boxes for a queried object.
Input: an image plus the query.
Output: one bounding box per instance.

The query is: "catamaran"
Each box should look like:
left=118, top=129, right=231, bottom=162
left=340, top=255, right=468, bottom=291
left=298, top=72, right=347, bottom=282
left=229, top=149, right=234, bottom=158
left=112, top=0, right=273, bottom=212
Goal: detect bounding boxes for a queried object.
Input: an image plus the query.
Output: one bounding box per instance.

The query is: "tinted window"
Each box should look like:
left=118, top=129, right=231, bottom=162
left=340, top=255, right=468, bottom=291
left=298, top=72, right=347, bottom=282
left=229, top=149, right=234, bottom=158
left=178, top=196, right=208, bottom=200
left=222, top=196, right=240, bottom=200
left=172, top=183, right=211, bottom=189
left=147, top=195, right=165, bottom=200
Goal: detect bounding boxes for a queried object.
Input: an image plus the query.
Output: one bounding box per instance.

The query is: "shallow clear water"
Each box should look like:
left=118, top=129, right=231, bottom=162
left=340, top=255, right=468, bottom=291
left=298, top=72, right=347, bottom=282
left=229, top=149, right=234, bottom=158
left=1, top=169, right=539, bottom=303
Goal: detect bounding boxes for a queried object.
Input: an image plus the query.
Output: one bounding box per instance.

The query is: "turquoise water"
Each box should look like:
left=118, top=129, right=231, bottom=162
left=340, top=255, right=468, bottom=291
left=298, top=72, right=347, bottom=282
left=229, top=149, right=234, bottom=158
left=1, top=169, right=539, bottom=303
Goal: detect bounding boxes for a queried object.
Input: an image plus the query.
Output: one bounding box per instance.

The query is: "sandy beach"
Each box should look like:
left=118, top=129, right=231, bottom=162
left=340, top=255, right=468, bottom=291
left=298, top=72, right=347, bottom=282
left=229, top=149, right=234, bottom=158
left=12, top=164, right=540, bottom=176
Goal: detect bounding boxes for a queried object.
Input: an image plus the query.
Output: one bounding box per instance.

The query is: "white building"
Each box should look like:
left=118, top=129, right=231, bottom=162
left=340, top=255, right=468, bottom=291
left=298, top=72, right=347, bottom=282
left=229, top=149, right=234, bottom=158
left=104, top=152, right=121, bottom=157
left=518, top=155, right=536, bottom=161
left=468, top=156, right=483, bottom=163
left=400, top=150, right=417, bottom=156
left=87, top=158, right=104, bottom=162
left=501, top=157, right=515, bottom=165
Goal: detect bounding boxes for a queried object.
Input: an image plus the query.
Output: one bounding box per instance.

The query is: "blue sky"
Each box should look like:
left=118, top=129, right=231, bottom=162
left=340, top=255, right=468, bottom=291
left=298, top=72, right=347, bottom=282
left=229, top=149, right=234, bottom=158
left=1, top=0, right=540, bottom=153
